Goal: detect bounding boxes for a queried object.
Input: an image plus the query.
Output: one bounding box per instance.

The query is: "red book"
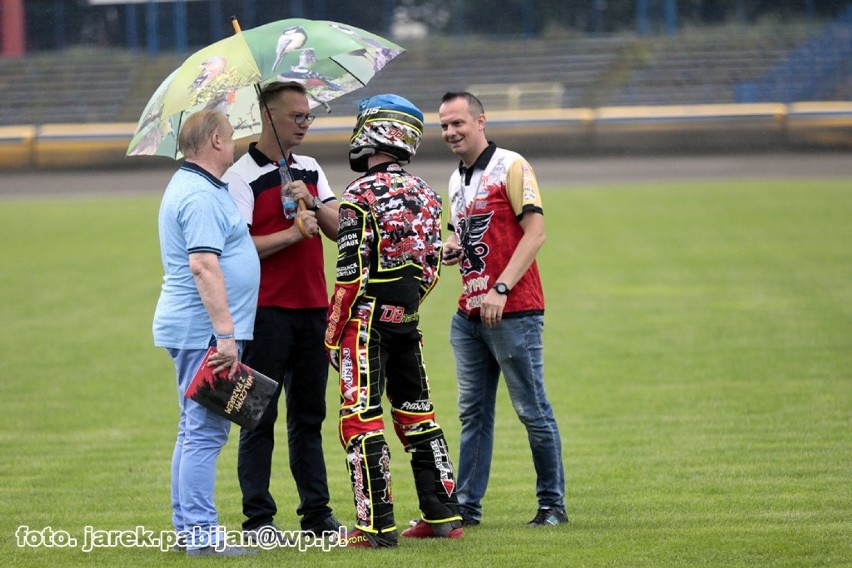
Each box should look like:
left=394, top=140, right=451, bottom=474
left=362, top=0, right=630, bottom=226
left=185, top=347, right=278, bottom=430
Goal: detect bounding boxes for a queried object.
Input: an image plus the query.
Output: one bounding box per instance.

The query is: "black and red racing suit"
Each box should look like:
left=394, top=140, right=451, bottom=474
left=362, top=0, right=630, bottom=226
left=325, top=161, right=461, bottom=537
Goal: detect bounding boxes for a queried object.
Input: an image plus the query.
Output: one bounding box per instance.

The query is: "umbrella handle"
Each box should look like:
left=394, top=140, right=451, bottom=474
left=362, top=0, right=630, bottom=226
left=294, top=199, right=314, bottom=240
left=231, top=16, right=242, bottom=34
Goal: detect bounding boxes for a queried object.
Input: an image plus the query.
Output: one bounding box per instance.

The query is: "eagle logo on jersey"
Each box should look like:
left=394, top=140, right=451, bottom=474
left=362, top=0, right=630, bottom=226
left=458, top=211, right=493, bottom=275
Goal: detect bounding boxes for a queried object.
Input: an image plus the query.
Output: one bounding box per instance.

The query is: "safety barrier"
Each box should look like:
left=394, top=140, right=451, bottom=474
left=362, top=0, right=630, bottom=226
left=1, top=102, right=850, bottom=171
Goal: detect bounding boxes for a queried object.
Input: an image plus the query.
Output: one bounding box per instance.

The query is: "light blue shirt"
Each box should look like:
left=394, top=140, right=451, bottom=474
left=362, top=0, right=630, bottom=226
left=153, top=162, right=260, bottom=349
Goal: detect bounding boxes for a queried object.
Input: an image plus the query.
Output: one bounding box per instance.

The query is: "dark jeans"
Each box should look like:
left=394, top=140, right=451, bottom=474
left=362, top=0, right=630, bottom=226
left=237, top=307, right=332, bottom=531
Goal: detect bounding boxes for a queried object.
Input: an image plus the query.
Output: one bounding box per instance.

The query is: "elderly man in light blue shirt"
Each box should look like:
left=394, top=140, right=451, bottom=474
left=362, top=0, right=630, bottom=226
left=153, top=110, right=260, bottom=557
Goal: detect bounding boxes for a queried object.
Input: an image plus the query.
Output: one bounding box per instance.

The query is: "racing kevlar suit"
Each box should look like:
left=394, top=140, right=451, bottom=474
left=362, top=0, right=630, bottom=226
left=325, top=161, right=461, bottom=537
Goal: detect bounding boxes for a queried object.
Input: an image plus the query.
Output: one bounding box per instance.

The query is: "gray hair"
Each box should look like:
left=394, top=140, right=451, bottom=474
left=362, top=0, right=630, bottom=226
left=178, top=110, right=228, bottom=158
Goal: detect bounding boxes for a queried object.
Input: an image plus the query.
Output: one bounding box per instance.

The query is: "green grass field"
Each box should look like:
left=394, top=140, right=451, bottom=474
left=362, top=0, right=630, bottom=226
left=1, top=178, right=850, bottom=567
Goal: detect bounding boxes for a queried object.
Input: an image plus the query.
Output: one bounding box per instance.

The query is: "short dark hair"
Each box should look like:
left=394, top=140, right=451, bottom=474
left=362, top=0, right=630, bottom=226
left=441, top=91, right=485, bottom=116
left=258, top=81, right=307, bottom=106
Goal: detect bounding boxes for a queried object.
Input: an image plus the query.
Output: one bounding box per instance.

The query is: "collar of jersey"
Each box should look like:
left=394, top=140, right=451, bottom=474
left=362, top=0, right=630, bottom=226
left=458, top=141, right=497, bottom=185
left=248, top=142, right=296, bottom=168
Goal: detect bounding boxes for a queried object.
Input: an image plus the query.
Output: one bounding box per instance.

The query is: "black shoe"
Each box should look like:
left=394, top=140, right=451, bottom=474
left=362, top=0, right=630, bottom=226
left=461, top=515, right=480, bottom=527
left=303, top=514, right=344, bottom=538
left=243, top=522, right=291, bottom=546
left=344, top=528, right=399, bottom=548
left=525, top=507, right=569, bottom=527
left=186, top=544, right=256, bottom=557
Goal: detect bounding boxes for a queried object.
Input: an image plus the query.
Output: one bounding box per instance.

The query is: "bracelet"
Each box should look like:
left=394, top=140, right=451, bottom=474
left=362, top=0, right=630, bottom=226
left=215, top=332, right=235, bottom=340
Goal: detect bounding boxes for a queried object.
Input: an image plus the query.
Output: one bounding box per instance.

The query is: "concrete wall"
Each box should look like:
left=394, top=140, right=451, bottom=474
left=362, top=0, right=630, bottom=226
left=1, top=102, right=850, bottom=171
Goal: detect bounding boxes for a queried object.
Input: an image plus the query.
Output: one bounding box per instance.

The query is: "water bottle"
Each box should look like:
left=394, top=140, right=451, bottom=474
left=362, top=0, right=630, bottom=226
left=279, top=159, right=297, bottom=220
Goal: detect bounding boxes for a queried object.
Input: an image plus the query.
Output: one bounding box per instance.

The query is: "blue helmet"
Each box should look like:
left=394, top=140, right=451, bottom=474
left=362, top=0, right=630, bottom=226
left=349, top=94, right=424, bottom=172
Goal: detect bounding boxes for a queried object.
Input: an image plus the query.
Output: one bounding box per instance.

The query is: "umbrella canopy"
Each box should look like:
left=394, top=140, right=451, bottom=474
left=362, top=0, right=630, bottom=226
left=127, top=18, right=404, bottom=158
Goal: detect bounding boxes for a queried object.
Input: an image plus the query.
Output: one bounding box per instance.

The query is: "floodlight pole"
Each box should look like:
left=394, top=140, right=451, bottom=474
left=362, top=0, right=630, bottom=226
left=146, top=0, right=158, bottom=57
left=665, top=0, right=677, bottom=36
left=636, top=0, right=648, bottom=37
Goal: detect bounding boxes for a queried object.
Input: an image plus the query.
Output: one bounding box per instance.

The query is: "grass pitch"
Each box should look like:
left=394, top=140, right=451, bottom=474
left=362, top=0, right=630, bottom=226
left=0, top=178, right=850, bottom=567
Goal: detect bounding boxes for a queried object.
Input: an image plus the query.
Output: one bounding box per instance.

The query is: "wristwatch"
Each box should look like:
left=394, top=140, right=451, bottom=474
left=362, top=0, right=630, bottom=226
left=309, top=196, right=322, bottom=211
left=492, top=282, right=510, bottom=295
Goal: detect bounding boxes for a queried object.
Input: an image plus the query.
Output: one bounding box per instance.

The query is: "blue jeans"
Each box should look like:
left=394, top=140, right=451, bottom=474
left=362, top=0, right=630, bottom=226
left=168, top=345, right=241, bottom=551
left=450, top=313, right=565, bottom=520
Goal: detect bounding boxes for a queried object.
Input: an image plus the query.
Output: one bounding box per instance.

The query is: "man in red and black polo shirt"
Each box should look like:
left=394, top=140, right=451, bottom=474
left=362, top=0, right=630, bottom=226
left=223, top=81, right=342, bottom=542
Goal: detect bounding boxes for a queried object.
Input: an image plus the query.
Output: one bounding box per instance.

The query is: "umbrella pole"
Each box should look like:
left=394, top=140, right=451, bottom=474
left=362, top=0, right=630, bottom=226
left=231, top=15, right=312, bottom=238
left=260, top=96, right=290, bottom=173
left=230, top=17, right=292, bottom=173
left=174, top=111, right=185, bottom=160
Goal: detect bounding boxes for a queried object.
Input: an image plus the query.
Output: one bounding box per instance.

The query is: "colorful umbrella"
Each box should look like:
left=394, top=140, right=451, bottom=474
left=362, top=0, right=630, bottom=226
left=127, top=18, right=404, bottom=158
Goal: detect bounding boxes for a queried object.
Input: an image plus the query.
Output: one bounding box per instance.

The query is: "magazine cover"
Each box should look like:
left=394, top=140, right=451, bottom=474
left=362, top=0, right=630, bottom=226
left=185, top=347, right=278, bottom=430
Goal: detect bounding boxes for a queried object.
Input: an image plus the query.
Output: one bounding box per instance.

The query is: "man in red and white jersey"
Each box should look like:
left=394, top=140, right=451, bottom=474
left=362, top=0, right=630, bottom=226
left=439, top=91, right=568, bottom=529
left=223, top=81, right=342, bottom=542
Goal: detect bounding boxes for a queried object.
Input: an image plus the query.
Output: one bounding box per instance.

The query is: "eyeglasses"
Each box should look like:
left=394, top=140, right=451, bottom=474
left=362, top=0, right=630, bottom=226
left=267, top=108, right=316, bottom=126
left=288, top=112, right=316, bottom=126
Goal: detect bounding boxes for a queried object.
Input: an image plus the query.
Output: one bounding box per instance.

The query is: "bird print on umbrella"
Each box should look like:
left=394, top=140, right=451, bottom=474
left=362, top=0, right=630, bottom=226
left=272, top=26, right=308, bottom=73
left=128, top=18, right=406, bottom=158
left=190, top=56, right=227, bottom=90
left=126, top=86, right=174, bottom=157
left=329, top=22, right=403, bottom=72
left=131, top=122, right=173, bottom=156
left=204, top=90, right=238, bottom=115
left=277, top=48, right=345, bottom=94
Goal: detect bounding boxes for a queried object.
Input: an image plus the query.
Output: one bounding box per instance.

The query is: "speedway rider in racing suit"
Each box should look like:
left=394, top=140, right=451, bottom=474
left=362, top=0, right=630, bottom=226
left=325, top=94, right=463, bottom=548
